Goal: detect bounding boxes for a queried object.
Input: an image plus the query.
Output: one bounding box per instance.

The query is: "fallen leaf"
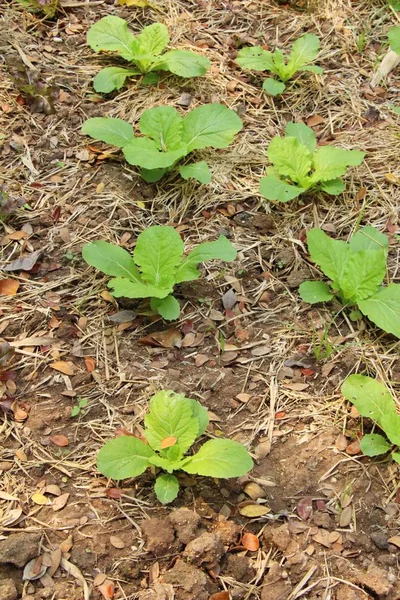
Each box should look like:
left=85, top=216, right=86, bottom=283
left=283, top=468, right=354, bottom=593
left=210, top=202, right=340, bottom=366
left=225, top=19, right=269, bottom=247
left=48, top=547, right=62, bottom=577
left=108, top=310, right=137, bottom=323
left=283, top=382, right=309, bottom=391
left=23, top=556, right=47, bottom=581
left=160, top=436, right=177, bottom=449
left=49, top=361, right=75, bottom=375
left=45, top=484, right=61, bottom=496
left=101, top=290, right=116, bottom=303
left=9, top=336, right=55, bottom=347
left=209, top=592, right=230, bottom=600
left=251, top=345, right=271, bottom=357
left=138, top=328, right=181, bottom=348
left=0, top=491, right=18, bottom=501
left=59, top=535, right=73, bottom=553
left=244, top=482, right=265, bottom=500
left=388, top=535, right=400, bottom=548
left=110, top=535, right=125, bottom=549
left=0, top=279, right=19, bottom=296
left=52, top=493, right=70, bottom=511
left=4, top=250, right=41, bottom=272
left=98, top=580, right=115, bottom=599
left=306, top=114, right=325, bottom=126
left=239, top=503, right=271, bottom=518
left=15, top=449, right=27, bottom=461
left=346, top=440, right=361, bottom=455
left=84, top=357, right=95, bottom=372
left=222, top=288, right=237, bottom=309
left=49, top=435, right=69, bottom=447
left=60, top=558, right=90, bottom=600
left=297, top=496, right=313, bottom=520
left=313, top=529, right=331, bottom=548
left=242, top=532, right=259, bottom=551
left=32, top=493, right=50, bottom=505
left=254, top=440, right=271, bottom=459
left=236, top=393, right=251, bottom=403
left=335, top=433, right=349, bottom=451
left=339, top=506, right=352, bottom=527
left=94, top=573, right=107, bottom=586
left=2, top=506, right=23, bottom=526
left=12, top=401, right=29, bottom=422
left=105, top=488, right=121, bottom=499
left=195, top=354, right=208, bottom=367
left=118, top=0, right=157, bottom=7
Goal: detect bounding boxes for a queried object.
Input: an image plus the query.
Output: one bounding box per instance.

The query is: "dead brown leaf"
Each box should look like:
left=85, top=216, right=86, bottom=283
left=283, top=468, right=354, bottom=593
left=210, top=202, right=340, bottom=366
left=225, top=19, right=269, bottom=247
left=49, top=361, right=75, bottom=375
left=52, top=493, right=70, bottom=512
left=242, top=532, right=259, bottom=551
left=49, top=435, right=69, bottom=447
left=0, top=279, right=20, bottom=296
left=138, top=328, right=181, bottom=348
left=160, top=436, right=177, bottom=449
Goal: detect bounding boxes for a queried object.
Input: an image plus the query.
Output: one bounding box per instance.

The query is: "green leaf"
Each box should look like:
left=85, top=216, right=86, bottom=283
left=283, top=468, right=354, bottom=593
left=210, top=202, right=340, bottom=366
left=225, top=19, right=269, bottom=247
left=123, top=137, right=187, bottom=169
left=154, top=50, right=210, bottom=77
left=381, top=412, right=400, bottom=445
left=349, top=226, right=389, bottom=255
left=87, top=16, right=137, bottom=61
left=390, top=106, right=400, bottom=116
left=259, top=175, right=304, bottom=202
left=181, top=104, right=243, bottom=151
left=340, top=250, right=386, bottom=302
left=358, top=284, right=400, bottom=338
left=150, top=295, right=181, bottom=320
left=320, top=178, right=345, bottom=195
left=148, top=455, right=185, bottom=473
left=139, top=106, right=183, bottom=151
left=285, top=122, right=316, bottom=153
left=187, top=399, right=209, bottom=436
left=140, top=168, right=166, bottom=182
left=300, top=65, right=324, bottom=74
left=268, top=136, right=312, bottom=185
left=286, top=34, right=320, bottom=76
left=262, top=78, right=286, bottom=96
left=175, top=236, right=237, bottom=283
left=154, top=474, right=179, bottom=504
left=136, top=23, right=169, bottom=57
left=134, top=225, right=183, bottom=288
left=182, top=438, right=253, bottom=478
left=93, top=67, right=140, bottom=93
left=179, top=161, right=212, bottom=184
left=82, top=241, right=141, bottom=280
left=307, top=228, right=351, bottom=283
left=108, top=277, right=171, bottom=299
left=341, top=374, right=397, bottom=424
left=360, top=434, right=391, bottom=457
left=97, top=436, right=155, bottom=480
left=271, top=49, right=287, bottom=80
left=312, top=147, right=365, bottom=183
left=236, top=46, right=275, bottom=72
left=392, top=452, right=400, bottom=465
left=388, top=26, right=400, bottom=54
left=299, top=281, right=334, bottom=304
left=82, top=117, right=134, bottom=148
left=141, top=72, right=159, bottom=85
left=144, top=390, right=199, bottom=454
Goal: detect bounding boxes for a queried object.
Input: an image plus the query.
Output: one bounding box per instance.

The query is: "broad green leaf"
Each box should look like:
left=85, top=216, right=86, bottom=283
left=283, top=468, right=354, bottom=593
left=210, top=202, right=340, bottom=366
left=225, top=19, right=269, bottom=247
left=358, top=284, right=400, bottom=339
left=259, top=175, right=304, bottom=202
left=341, top=374, right=397, bottom=424
left=286, top=34, right=320, bottom=75
left=154, top=50, right=210, bottom=77
left=97, top=436, right=155, bottom=480
left=388, top=26, right=400, bottom=54
left=150, top=295, right=181, bottom=320
left=307, top=228, right=351, bottom=283
left=148, top=455, right=188, bottom=473
left=123, top=137, right=187, bottom=169
left=93, top=67, right=140, bottom=93
left=312, top=147, right=365, bottom=183
left=236, top=46, right=275, bottom=72
left=271, top=49, right=287, bottom=80
left=381, top=412, right=400, bottom=445
left=141, top=72, right=159, bottom=85
left=300, top=65, right=324, bottom=74
left=82, top=241, right=141, bottom=280
left=108, top=277, right=171, bottom=299
left=144, top=390, right=199, bottom=454
left=262, top=78, right=286, bottom=96
left=391, top=106, right=400, bottom=116
left=360, top=434, right=391, bottom=456
left=82, top=117, right=134, bottom=148
left=285, top=122, right=316, bottom=153
left=139, top=106, right=183, bottom=151
left=175, top=235, right=237, bottom=283
left=340, top=250, right=386, bottom=302
left=389, top=0, right=400, bottom=9
left=181, top=104, right=243, bottom=151
left=134, top=225, right=183, bottom=288
left=182, top=438, right=253, bottom=478
left=136, top=23, right=169, bottom=57
left=154, top=474, right=179, bottom=504
left=179, top=161, right=212, bottom=184
left=349, top=226, right=389, bottom=255
left=320, top=178, right=345, bottom=195
left=392, top=453, right=400, bottom=465
left=187, top=399, right=209, bottom=436
left=87, top=16, right=137, bottom=61
left=140, top=168, right=166, bottom=182
left=268, top=137, right=312, bottom=185
left=298, top=281, right=334, bottom=304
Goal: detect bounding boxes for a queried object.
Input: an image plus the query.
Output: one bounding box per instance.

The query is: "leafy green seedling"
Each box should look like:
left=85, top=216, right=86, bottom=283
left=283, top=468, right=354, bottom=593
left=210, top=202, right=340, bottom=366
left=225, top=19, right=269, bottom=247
left=71, top=398, right=88, bottom=418
left=236, top=34, right=322, bottom=96
left=87, top=16, right=210, bottom=93
left=82, top=104, right=242, bottom=183
left=299, top=226, right=400, bottom=339
left=342, top=375, right=400, bottom=464
left=388, top=26, right=400, bottom=55
left=97, top=390, right=253, bottom=504
left=16, top=0, right=58, bottom=17
left=259, top=122, right=365, bottom=202
left=82, top=225, right=237, bottom=320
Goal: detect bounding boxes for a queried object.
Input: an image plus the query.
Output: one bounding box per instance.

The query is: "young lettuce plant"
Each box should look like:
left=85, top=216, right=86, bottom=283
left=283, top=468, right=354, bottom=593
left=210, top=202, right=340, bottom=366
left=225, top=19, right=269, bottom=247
left=87, top=16, right=210, bottom=93
left=342, top=375, right=400, bottom=464
left=388, top=26, right=400, bottom=55
left=236, top=33, right=322, bottom=96
left=299, top=226, right=400, bottom=339
left=97, top=390, right=253, bottom=504
left=82, top=104, right=243, bottom=183
left=259, top=122, right=365, bottom=202
left=82, top=225, right=237, bottom=320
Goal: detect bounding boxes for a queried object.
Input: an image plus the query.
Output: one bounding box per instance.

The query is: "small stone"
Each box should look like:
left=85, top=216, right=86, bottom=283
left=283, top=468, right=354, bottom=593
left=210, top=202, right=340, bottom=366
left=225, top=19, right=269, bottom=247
left=0, top=533, right=41, bottom=567
left=370, top=531, right=389, bottom=550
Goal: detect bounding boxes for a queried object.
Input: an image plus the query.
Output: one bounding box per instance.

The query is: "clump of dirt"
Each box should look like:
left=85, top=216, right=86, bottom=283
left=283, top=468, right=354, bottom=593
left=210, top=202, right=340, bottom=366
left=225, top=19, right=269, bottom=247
left=183, top=532, right=224, bottom=569
left=169, top=507, right=202, bottom=544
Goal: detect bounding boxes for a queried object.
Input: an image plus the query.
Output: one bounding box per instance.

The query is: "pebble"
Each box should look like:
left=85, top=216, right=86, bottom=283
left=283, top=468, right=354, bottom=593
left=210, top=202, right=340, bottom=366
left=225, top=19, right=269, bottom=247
left=370, top=531, right=389, bottom=550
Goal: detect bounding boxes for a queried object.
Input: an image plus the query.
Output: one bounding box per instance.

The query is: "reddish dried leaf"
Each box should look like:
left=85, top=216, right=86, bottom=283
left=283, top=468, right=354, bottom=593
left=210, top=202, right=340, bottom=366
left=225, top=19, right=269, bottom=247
left=242, top=532, right=260, bottom=551
left=300, top=368, right=315, bottom=376
left=160, top=436, right=177, bottom=449
left=13, top=401, right=29, bottom=422
left=84, top=356, right=96, bottom=372
left=275, top=411, right=286, bottom=419
left=346, top=440, right=361, bottom=455
left=49, top=435, right=69, bottom=447
left=105, top=488, right=121, bottom=499
left=209, top=592, right=230, bottom=600
left=297, top=496, right=313, bottom=520
left=138, top=328, right=181, bottom=349
left=98, top=580, right=115, bottom=599
left=49, top=361, right=75, bottom=375
left=0, top=279, right=20, bottom=296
